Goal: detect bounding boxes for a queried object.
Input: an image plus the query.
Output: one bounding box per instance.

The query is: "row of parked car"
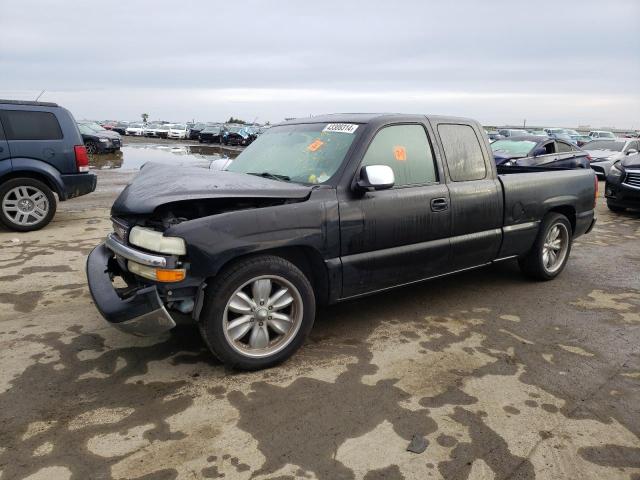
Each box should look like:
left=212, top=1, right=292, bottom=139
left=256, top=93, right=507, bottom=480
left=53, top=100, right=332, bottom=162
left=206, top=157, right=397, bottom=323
left=99, top=120, right=266, bottom=146
left=485, top=127, right=634, bottom=147
left=489, top=131, right=640, bottom=181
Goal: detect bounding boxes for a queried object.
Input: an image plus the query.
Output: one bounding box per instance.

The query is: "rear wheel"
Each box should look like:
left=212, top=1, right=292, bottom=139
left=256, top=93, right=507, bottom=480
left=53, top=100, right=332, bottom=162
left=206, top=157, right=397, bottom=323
left=607, top=201, right=626, bottom=213
left=199, top=255, right=315, bottom=370
left=518, top=213, right=572, bottom=281
left=0, top=178, right=57, bottom=231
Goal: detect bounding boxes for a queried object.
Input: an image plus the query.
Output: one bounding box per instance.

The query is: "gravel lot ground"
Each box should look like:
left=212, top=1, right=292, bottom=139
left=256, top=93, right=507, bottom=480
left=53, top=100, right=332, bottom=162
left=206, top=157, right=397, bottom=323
left=0, top=170, right=639, bottom=480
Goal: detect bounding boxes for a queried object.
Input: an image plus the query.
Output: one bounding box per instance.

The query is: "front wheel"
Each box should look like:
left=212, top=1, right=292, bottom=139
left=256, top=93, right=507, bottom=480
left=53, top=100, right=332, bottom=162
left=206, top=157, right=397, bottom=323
left=518, top=213, right=572, bottom=281
left=199, top=255, right=315, bottom=370
left=0, top=178, right=57, bottom=231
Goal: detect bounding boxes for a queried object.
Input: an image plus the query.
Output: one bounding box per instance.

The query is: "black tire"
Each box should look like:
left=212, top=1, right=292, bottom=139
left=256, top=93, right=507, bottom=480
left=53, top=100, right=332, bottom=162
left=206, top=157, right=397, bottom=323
left=0, top=178, right=57, bottom=232
left=199, top=255, right=316, bottom=370
left=518, top=213, right=573, bottom=281
left=607, top=201, right=626, bottom=213
left=85, top=141, right=98, bottom=154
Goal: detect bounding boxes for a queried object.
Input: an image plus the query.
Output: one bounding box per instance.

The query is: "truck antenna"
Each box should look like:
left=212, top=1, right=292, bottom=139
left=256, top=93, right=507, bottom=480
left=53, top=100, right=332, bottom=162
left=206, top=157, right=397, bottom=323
left=35, top=90, right=46, bottom=101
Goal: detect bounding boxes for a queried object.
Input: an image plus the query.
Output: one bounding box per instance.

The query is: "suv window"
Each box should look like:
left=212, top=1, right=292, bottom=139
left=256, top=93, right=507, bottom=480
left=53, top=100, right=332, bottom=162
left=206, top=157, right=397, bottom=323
left=0, top=110, right=63, bottom=140
left=556, top=141, right=572, bottom=153
left=361, top=124, right=437, bottom=186
left=438, top=124, right=487, bottom=181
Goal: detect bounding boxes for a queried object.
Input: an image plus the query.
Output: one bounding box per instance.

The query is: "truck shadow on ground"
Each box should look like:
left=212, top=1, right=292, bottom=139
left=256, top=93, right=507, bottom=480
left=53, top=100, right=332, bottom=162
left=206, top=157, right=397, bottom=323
left=1, top=261, right=639, bottom=479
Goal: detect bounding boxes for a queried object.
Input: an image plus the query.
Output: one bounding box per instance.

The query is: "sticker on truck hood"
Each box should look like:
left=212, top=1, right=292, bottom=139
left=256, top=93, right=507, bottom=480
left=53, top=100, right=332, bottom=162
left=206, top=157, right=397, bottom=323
left=323, top=123, right=359, bottom=134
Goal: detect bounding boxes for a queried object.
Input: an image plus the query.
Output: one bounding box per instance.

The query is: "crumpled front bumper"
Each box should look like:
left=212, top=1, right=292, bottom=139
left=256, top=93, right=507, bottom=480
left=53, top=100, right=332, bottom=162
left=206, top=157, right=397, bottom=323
left=86, top=243, right=176, bottom=336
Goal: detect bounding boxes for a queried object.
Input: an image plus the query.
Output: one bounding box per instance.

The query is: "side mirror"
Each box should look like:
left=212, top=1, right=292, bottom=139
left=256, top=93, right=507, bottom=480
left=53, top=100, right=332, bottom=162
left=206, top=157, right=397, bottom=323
left=627, top=149, right=638, bottom=155
left=355, top=165, right=395, bottom=192
left=533, top=147, right=547, bottom=157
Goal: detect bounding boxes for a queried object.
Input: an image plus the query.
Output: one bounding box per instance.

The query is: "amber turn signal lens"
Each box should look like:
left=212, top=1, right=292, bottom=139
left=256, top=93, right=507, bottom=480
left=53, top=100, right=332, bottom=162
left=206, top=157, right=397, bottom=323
left=155, top=269, right=186, bottom=282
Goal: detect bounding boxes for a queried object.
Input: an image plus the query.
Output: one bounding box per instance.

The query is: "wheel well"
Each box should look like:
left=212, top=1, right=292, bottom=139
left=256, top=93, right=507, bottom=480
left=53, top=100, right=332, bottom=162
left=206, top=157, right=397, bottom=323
left=215, top=247, right=330, bottom=306
left=548, top=205, right=576, bottom=233
left=0, top=171, right=61, bottom=198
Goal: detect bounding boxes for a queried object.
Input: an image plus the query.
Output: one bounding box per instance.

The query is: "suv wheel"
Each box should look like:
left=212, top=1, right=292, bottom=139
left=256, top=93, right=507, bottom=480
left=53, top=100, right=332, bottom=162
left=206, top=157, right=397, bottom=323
left=0, top=178, right=57, bottom=232
left=518, top=212, right=572, bottom=281
left=199, top=255, right=315, bottom=370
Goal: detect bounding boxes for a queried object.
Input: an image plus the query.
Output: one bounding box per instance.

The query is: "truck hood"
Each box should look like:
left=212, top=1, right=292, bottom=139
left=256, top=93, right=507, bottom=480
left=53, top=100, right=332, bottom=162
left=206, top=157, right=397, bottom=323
left=111, top=162, right=312, bottom=215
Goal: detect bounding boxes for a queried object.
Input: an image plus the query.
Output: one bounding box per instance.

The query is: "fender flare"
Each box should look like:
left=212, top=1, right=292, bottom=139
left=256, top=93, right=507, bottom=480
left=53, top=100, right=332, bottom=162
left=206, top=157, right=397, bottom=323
left=3, top=158, right=67, bottom=199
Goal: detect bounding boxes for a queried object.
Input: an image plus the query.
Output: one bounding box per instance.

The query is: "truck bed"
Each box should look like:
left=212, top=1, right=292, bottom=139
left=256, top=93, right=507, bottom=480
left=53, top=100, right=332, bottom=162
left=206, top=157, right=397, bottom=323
left=496, top=167, right=596, bottom=258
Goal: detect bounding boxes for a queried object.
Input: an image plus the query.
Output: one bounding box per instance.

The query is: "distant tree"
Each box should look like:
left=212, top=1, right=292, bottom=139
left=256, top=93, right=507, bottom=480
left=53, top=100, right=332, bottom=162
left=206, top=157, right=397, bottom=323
left=227, top=116, right=246, bottom=124
left=141, top=113, right=149, bottom=123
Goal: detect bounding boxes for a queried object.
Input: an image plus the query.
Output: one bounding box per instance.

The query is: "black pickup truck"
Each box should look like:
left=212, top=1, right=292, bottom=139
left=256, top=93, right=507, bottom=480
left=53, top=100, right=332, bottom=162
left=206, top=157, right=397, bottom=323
left=87, top=114, right=597, bottom=370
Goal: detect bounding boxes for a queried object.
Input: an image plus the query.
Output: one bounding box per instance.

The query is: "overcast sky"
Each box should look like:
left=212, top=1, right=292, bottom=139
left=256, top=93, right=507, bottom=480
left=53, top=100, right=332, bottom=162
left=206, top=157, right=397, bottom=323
left=1, top=0, right=638, bottom=128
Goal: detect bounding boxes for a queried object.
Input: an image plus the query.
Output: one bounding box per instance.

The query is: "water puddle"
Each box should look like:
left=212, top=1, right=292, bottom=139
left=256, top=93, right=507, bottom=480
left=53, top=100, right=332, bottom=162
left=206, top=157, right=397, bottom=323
left=89, top=144, right=241, bottom=171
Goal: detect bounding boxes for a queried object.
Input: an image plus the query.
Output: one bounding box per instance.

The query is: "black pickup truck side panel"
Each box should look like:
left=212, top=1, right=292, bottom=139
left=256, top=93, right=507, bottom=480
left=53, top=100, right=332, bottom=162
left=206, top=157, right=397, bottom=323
left=166, top=187, right=341, bottom=291
left=428, top=117, right=505, bottom=270
left=497, top=169, right=596, bottom=257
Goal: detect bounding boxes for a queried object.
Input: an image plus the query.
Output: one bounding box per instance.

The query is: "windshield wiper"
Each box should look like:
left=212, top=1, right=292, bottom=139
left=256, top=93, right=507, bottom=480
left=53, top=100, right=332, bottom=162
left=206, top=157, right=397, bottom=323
left=247, top=172, right=291, bottom=182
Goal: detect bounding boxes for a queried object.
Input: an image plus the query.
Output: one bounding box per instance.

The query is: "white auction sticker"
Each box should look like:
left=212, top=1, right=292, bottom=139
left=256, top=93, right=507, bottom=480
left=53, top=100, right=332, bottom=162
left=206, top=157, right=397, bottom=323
left=322, top=123, right=359, bottom=134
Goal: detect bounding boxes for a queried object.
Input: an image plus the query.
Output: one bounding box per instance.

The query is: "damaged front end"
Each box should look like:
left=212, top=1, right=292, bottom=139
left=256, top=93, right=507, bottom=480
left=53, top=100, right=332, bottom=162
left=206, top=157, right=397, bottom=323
left=86, top=163, right=313, bottom=336
left=86, top=215, right=202, bottom=336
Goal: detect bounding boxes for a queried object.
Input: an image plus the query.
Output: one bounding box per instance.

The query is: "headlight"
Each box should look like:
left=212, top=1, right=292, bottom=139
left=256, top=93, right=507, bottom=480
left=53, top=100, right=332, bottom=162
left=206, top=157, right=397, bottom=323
left=609, top=162, right=623, bottom=179
left=99, top=138, right=110, bottom=143
left=129, top=226, right=187, bottom=255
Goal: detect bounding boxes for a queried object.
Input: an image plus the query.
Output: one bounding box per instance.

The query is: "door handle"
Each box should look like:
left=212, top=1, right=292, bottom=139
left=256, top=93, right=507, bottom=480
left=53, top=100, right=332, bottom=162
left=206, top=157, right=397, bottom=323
left=430, top=197, right=448, bottom=212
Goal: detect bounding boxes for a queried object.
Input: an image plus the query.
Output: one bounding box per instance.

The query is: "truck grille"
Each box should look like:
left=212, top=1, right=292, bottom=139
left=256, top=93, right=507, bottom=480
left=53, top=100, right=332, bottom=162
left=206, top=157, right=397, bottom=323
left=112, top=217, right=130, bottom=243
left=623, top=171, right=640, bottom=189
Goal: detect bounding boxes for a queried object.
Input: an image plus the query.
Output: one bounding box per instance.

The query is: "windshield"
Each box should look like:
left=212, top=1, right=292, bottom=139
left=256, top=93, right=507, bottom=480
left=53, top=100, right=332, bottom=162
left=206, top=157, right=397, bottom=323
left=491, top=140, right=537, bottom=157
left=172, top=124, right=186, bottom=130
left=584, top=140, right=625, bottom=151
left=87, top=123, right=105, bottom=132
left=203, top=127, right=220, bottom=133
left=227, top=123, right=360, bottom=184
left=226, top=125, right=242, bottom=133
left=78, top=124, right=92, bottom=135
left=595, top=132, right=615, bottom=139
left=129, top=123, right=142, bottom=128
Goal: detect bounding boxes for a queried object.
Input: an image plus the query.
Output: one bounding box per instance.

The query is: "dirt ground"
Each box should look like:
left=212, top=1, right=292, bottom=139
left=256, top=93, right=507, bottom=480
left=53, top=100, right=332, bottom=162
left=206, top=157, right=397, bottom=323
left=0, top=171, right=639, bottom=480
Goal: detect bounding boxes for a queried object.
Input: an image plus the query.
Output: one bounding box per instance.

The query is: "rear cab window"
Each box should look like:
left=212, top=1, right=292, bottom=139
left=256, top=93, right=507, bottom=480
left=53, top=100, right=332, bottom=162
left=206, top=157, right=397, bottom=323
left=438, top=124, right=487, bottom=181
left=0, top=110, right=63, bottom=140
left=360, top=124, right=438, bottom=186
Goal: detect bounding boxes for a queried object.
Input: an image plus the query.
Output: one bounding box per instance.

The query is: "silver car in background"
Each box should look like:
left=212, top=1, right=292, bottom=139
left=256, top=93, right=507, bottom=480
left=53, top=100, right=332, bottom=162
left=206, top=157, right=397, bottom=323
left=584, top=138, right=640, bottom=178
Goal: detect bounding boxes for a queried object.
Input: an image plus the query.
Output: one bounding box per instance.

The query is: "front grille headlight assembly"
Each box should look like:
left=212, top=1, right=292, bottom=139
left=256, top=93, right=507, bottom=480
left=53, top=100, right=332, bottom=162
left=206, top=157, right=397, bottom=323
left=129, top=226, right=187, bottom=255
left=609, top=162, right=623, bottom=179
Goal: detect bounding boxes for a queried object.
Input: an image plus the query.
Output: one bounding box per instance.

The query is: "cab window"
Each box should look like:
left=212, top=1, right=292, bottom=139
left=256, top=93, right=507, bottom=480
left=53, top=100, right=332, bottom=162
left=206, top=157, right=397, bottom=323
left=438, top=124, right=487, bottom=181
left=360, top=124, right=437, bottom=186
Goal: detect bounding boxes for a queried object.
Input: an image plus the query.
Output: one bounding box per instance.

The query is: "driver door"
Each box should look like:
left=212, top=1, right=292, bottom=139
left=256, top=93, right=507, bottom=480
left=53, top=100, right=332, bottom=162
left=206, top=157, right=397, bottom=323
left=338, top=123, right=451, bottom=298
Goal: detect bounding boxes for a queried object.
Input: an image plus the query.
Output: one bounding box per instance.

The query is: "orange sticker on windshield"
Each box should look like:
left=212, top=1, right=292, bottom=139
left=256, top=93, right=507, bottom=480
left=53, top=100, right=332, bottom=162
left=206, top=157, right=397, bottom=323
left=307, top=139, right=324, bottom=152
left=393, top=146, right=407, bottom=161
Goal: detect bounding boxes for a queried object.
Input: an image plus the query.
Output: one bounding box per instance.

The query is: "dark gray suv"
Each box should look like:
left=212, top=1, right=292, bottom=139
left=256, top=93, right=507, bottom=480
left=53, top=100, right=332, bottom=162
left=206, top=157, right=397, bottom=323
left=0, top=99, right=97, bottom=231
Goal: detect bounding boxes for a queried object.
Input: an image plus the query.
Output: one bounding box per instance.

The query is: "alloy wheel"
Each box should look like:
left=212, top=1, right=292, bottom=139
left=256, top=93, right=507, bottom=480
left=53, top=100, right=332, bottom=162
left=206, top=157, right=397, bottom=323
left=2, top=185, right=50, bottom=227
left=542, top=223, right=569, bottom=273
left=223, top=275, right=303, bottom=358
